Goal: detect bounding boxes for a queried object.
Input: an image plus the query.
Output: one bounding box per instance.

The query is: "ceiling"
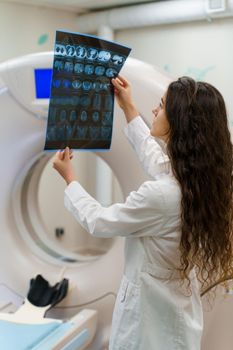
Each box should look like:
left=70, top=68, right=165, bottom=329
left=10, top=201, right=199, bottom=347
left=2, top=0, right=166, bottom=13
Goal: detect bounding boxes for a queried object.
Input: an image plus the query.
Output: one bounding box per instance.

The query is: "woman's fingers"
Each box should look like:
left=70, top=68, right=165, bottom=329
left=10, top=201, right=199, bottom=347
left=117, top=74, right=129, bottom=86
left=64, top=146, right=70, bottom=160
left=112, top=78, right=124, bottom=90
left=115, top=77, right=124, bottom=86
left=55, top=150, right=63, bottom=160
left=112, top=75, right=130, bottom=93
left=53, top=151, right=61, bottom=168
left=55, top=147, right=73, bottom=161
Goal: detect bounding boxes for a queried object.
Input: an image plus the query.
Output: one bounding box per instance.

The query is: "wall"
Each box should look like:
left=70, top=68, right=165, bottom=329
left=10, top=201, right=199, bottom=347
left=115, top=17, right=233, bottom=125
left=0, top=2, right=78, bottom=63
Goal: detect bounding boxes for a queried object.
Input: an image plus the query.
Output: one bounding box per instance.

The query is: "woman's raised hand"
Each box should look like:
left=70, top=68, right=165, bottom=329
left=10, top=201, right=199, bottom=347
left=112, top=75, right=139, bottom=123
left=53, top=147, right=76, bottom=185
left=111, top=75, right=133, bottom=110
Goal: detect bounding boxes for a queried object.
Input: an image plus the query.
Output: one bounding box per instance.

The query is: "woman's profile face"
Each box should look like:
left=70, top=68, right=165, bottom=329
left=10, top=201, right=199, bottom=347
left=150, top=94, right=170, bottom=142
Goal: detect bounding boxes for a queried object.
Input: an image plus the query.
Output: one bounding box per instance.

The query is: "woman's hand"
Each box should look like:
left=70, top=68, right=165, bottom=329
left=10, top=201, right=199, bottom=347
left=53, top=147, right=76, bottom=185
left=112, top=75, right=139, bottom=123
left=112, top=75, right=133, bottom=110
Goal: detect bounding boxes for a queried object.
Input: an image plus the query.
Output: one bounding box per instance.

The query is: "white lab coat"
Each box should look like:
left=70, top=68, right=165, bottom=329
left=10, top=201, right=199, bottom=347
left=64, top=116, right=203, bottom=350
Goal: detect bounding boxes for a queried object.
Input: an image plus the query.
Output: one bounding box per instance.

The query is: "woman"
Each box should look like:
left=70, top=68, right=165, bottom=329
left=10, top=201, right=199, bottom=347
left=53, top=75, right=233, bottom=350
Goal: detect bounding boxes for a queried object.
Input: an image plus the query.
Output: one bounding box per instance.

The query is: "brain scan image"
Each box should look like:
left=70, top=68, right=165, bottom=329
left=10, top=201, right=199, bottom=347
left=101, top=126, right=111, bottom=140
left=56, top=125, right=65, bottom=140
left=105, top=68, right=117, bottom=78
left=82, top=81, right=92, bottom=91
left=72, top=80, right=82, bottom=89
left=59, top=109, right=67, bottom=122
left=76, top=46, right=86, bottom=59
left=95, top=66, right=105, bottom=76
left=74, top=63, right=84, bottom=74
left=70, top=110, right=77, bottom=122
left=55, top=44, right=66, bottom=56
left=54, top=60, right=63, bottom=71
left=111, top=54, right=125, bottom=65
left=104, top=95, right=113, bottom=110
left=76, top=126, right=88, bottom=139
left=87, top=48, right=98, bottom=60
left=80, top=110, right=88, bottom=122
left=62, top=79, right=71, bottom=89
left=53, top=79, right=61, bottom=88
left=64, top=61, right=73, bottom=73
left=47, top=126, right=56, bottom=141
left=93, top=94, right=101, bottom=110
left=89, top=126, right=100, bottom=140
left=92, top=81, right=101, bottom=92
left=84, top=64, right=95, bottom=75
left=98, top=50, right=111, bottom=62
left=80, top=95, right=91, bottom=107
left=102, top=111, right=112, bottom=126
left=101, top=82, right=110, bottom=91
left=66, top=45, right=76, bottom=57
left=92, top=111, right=100, bottom=122
left=66, top=125, right=73, bottom=139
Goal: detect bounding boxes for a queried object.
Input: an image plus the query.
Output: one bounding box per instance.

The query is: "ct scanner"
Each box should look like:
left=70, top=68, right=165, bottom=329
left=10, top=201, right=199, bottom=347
left=0, top=51, right=233, bottom=350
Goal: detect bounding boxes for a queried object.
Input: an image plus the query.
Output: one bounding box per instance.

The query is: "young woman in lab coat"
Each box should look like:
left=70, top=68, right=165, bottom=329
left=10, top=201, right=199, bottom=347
left=53, top=75, right=233, bottom=350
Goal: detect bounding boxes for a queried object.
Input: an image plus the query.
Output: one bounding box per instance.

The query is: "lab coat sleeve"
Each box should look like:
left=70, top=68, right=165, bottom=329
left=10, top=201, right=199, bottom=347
left=124, top=116, right=171, bottom=178
left=64, top=180, right=165, bottom=238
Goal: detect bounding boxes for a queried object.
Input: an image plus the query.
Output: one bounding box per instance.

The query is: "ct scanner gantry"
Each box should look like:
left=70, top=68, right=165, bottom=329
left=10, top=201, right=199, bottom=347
left=0, top=51, right=170, bottom=349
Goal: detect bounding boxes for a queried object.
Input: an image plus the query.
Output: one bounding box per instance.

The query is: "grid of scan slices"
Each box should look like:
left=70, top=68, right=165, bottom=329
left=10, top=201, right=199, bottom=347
left=47, top=41, right=127, bottom=147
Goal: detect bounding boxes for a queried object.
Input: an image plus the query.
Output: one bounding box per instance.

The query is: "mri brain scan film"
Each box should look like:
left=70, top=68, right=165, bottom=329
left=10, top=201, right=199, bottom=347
left=44, top=31, right=131, bottom=150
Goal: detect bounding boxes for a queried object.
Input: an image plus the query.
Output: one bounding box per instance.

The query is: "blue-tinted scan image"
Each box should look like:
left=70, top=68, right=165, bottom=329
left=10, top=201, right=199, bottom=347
left=44, top=30, right=131, bottom=150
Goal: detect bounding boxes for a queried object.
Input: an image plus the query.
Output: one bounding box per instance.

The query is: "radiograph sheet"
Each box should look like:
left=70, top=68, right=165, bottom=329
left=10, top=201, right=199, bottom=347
left=44, top=30, right=131, bottom=150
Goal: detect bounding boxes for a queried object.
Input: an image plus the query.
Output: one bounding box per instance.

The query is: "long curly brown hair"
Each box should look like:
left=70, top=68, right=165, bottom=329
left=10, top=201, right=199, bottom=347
left=165, top=76, right=233, bottom=290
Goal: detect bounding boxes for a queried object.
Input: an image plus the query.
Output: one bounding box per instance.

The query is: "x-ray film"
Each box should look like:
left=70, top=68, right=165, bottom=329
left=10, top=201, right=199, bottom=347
left=44, top=30, right=131, bottom=150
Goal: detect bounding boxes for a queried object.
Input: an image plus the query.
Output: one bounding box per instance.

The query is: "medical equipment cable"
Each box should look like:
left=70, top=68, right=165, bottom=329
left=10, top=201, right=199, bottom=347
left=54, top=292, right=117, bottom=309
left=0, top=283, right=116, bottom=309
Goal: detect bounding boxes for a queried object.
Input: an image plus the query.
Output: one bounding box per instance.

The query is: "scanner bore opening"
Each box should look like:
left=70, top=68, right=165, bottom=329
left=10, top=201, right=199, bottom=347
left=12, top=152, right=124, bottom=266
